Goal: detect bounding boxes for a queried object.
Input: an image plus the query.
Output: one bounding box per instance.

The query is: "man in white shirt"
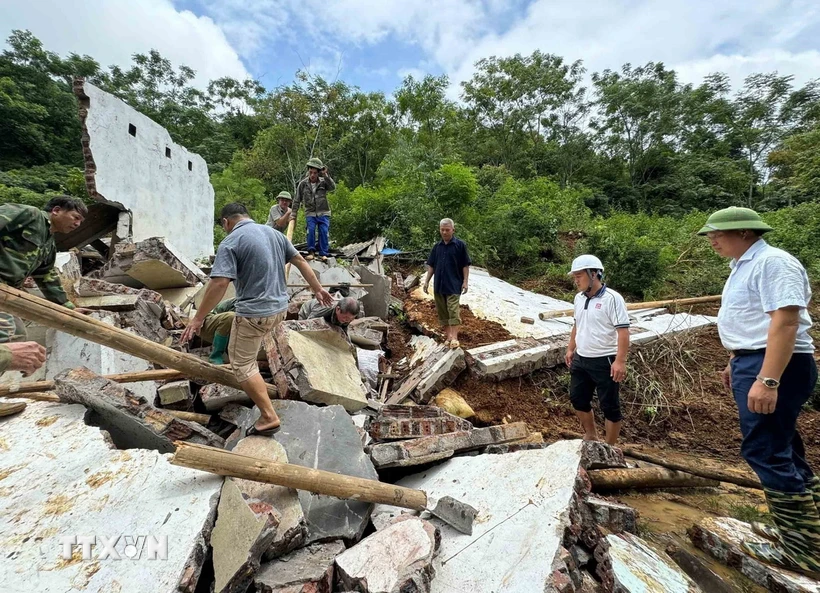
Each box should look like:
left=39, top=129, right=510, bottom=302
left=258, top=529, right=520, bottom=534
left=564, top=255, right=630, bottom=445
left=700, top=206, right=819, bottom=578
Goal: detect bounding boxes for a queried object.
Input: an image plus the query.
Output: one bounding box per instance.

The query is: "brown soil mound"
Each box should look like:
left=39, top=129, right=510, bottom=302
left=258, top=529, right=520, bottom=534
left=403, top=298, right=513, bottom=349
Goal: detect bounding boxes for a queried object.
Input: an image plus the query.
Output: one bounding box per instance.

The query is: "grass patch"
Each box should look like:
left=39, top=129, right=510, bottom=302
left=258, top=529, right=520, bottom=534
left=727, top=502, right=772, bottom=525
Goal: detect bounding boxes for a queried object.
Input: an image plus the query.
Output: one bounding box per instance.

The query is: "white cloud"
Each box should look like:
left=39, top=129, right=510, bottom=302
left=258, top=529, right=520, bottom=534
left=1, top=0, right=251, bottom=87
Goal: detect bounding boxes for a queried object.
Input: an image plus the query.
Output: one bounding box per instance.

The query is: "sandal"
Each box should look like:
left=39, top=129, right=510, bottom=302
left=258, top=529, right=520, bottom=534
left=246, top=424, right=279, bottom=438
left=449, top=340, right=460, bottom=349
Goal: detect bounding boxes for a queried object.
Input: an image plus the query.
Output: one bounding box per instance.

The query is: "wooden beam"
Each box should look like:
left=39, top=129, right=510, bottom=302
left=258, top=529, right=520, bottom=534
left=588, top=467, right=719, bottom=491
left=539, top=295, right=722, bottom=320
left=0, top=284, right=277, bottom=397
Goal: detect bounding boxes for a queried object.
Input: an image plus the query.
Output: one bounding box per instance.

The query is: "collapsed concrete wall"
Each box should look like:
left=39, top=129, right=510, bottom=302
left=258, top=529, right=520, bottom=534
left=75, top=80, right=214, bottom=261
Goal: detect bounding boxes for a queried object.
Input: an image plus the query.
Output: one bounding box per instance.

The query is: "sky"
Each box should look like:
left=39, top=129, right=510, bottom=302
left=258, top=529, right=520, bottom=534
left=2, top=0, right=820, bottom=97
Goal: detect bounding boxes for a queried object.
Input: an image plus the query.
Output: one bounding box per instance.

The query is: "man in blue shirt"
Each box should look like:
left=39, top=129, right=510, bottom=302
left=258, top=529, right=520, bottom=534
left=181, top=203, right=332, bottom=436
left=423, top=218, right=471, bottom=349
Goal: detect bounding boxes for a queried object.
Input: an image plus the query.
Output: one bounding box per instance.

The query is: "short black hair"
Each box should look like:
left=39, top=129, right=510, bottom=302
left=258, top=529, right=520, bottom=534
left=44, top=195, right=88, bottom=216
left=220, top=202, right=249, bottom=220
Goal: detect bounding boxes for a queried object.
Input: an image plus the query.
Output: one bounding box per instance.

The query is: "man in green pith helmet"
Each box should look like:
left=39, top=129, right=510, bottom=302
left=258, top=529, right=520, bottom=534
left=699, top=206, right=820, bottom=578
left=290, top=157, right=335, bottom=262
left=266, top=191, right=292, bottom=233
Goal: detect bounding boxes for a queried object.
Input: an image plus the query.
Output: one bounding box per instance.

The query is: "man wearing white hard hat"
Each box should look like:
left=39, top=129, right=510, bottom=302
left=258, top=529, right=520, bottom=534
left=564, top=254, right=631, bottom=445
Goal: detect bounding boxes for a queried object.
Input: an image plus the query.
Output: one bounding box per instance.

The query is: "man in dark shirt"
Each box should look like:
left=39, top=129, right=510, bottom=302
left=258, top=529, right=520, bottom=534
left=423, top=218, right=471, bottom=349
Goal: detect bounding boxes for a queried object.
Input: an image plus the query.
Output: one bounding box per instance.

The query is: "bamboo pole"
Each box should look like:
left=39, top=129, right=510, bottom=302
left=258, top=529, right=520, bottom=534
left=622, top=446, right=761, bottom=490
left=0, top=285, right=277, bottom=397
left=284, top=219, right=296, bottom=279
left=286, top=283, right=373, bottom=288
left=171, top=441, right=429, bottom=510
left=588, top=467, right=719, bottom=490
left=539, top=295, right=722, bottom=321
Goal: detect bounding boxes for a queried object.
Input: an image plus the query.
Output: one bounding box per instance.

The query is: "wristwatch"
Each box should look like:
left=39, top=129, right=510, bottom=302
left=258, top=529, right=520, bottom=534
left=756, top=376, right=780, bottom=389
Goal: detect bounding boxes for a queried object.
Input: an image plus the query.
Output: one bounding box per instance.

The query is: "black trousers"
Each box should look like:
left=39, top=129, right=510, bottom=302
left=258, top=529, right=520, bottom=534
left=570, top=354, right=623, bottom=422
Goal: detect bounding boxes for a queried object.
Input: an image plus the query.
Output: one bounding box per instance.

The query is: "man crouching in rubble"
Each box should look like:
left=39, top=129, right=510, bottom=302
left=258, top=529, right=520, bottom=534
left=181, top=203, right=332, bottom=436
left=0, top=196, right=88, bottom=376
left=299, top=295, right=360, bottom=334
left=563, top=255, right=630, bottom=445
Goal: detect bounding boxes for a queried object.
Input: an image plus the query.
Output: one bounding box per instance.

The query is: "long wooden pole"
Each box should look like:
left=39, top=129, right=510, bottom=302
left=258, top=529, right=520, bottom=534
left=284, top=219, right=296, bottom=280
left=0, top=285, right=278, bottom=398
left=588, top=467, right=719, bottom=490
left=622, top=446, right=761, bottom=490
left=0, top=368, right=201, bottom=397
left=539, top=295, right=722, bottom=321
left=171, top=441, right=429, bottom=510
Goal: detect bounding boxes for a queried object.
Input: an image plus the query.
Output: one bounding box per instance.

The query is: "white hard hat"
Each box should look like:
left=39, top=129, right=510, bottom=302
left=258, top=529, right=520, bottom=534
left=568, top=254, right=604, bottom=275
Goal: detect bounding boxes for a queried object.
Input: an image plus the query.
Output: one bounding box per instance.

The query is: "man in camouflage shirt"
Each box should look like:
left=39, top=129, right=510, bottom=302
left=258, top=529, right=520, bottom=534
left=0, top=196, right=86, bottom=375
left=290, top=157, right=335, bottom=261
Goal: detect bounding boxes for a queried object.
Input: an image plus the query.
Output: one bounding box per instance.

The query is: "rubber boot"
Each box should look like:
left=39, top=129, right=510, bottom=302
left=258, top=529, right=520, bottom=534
left=756, top=475, right=820, bottom=541
left=208, top=334, right=229, bottom=366
left=809, top=476, right=820, bottom=511
left=742, top=488, right=820, bottom=578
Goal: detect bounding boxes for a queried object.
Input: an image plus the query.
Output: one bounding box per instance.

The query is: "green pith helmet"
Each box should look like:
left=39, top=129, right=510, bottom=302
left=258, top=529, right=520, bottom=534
left=276, top=190, right=292, bottom=201
left=306, top=157, right=324, bottom=170
left=697, top=207, right=773, bottom=235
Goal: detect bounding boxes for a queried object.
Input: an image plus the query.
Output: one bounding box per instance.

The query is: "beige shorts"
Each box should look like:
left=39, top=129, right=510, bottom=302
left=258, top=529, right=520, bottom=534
left=228, top=312, right=286, bottom=382
left=434, top=293, right=461, bottom=326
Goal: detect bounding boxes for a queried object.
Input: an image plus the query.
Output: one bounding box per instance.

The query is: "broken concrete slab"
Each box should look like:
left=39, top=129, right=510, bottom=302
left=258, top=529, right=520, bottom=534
left=232, top=437, right=308, bottom=559
left=199, top=383, right=253, bottom=412
left=369, top=422, right=530, bottom=469
left=157, top=284, right=203, bottom=307
left=96, top=237, right=207, bottom=290
left=586, top=497, right=638, bottom=534
left=273, top=324, right=368, bottom=412
left=403, top=274, right=419, bottom=291
left=373, top=440, right=588, bottom=592
left=689, top=517, right=820, bottom=593
left=608, top=533, right=702, bottom=592
left=44, top=310, right=160, bottom=403
left=335, top=517, right=440, bottom=593
left=580, top=440, right=628, bottom=470
left=352, top=264, right=390, bottom=319
left=56, top=367, right=224, bottom=453
left=369, top=404, right=472, bottom=441
left=255, top=541, right=346, bottom=593
left=233, top=400, right=378, bottom=545
left=467, top=335, right=569, bottom=381
left=388, top=336, right=465, bottom=405
left=0, top=400, right=221, bottom=593
left=318, top=266, right=366, bottom=301
left=74, top=294, right=145, bottom=311
left=158, top=380, right=193, bottom=407
left=75, top=277, right=165, bottom=316
left=212, top=478, right=279, bottom=593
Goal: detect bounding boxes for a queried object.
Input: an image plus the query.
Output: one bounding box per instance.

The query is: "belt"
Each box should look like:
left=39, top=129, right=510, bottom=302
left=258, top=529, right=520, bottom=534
left=731, top=348, right=766, bottom=357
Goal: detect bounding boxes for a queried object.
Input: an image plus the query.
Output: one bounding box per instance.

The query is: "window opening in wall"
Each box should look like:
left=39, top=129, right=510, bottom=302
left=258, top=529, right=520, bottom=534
left=128, top=124, right=137, bottom=137
left=165, top=147, right=171, bottom=158
left=188, top=161, right=193, bottom=171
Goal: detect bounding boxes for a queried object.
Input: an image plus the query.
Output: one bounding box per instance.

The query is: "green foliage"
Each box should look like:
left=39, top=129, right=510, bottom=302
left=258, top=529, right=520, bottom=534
left=764, top=203, right=820, bottom=278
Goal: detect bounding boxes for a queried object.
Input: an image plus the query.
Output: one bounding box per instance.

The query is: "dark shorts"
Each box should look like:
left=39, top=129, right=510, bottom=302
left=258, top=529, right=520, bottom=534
left=569, top=354, right=622, bottom=422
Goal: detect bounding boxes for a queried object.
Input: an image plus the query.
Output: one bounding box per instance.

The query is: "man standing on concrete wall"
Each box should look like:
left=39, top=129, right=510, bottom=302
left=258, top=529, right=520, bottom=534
left=290, top=158, right=335, bottom=262
left=0, top=196, right=87, bottom=376
left=266, top=191, right=292, bottom=233
left=181, top=203, right=332, bottom=436
left=423, top=218, right=471, bottom=349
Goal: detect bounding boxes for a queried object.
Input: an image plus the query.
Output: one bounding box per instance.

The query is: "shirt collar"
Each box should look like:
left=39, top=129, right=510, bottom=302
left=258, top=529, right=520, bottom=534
left=731, top=239, right=767, bottom=268
left=232, top=219, right=254, bottom=231
left=585, top=283, right=607, bottom=299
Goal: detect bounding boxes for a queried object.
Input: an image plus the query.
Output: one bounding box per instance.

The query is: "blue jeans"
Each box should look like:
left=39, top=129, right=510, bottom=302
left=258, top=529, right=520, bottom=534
left=306, top=215, right=330, bottom=256
left=731, top=351, right=816, bottom=492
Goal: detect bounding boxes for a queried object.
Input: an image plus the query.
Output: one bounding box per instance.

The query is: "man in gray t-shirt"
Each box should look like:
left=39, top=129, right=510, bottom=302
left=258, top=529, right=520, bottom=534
left=182, top=202, right=332, bottom=436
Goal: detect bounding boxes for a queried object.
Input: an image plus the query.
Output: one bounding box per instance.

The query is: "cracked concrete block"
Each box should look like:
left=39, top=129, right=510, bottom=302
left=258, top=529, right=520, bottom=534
left=0, top=400, right=221, bottom=593
left=608, top=533, right=702, bottom=592
left=373, top=441, right=589, bottom=592
left=199, top=383, right=252, bottom=412
left=274, top=325, right=368, bottom=412
left=233, top=437, right=308, bottom=560
left=585, top=496, right=638, bottom=534
left=212, top=479, right=280, bottom=593
left=97, top=237, right=206, bottom=290
left=55, top=367, right=224, bottom=453
left=580, top=441, right=628, bottom=470
left=255, top=541, right=345, bottom=593
left=74, top=277, right=164, bottom=316
left=352, top=264, right=390, bottom=319
left=467, top=336, right=569, bottom=381
left=369, top=422, right=529, bottom=469
left=231, top=400, right=378, bottom=545
left=335, top=517, right=440, bottom=593
left=158, top=380, right=193, bottom=407
left=689, top=517, right=820, bottom=593
left=389, top=337, right=466, bottom=405
left=369, top=404, right=472, bottom=441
